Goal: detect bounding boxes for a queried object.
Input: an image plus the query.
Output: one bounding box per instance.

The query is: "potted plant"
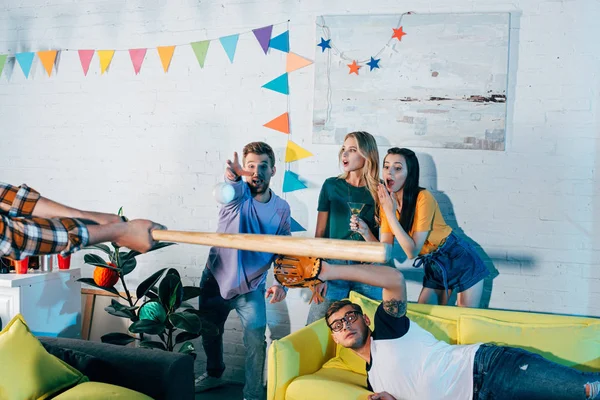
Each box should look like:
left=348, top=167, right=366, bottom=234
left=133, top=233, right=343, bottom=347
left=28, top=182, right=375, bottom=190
left=78, top=240, right=215, bottom=357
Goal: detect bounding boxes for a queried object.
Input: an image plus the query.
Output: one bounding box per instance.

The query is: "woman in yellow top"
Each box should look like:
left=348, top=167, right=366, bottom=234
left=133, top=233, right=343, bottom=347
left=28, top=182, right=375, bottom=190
left=351, top=147, right=489, bottom=307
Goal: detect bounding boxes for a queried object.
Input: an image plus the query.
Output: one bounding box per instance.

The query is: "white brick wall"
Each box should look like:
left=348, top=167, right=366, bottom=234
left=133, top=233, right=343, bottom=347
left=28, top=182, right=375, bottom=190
left=1, top=0, right=598, bottom=384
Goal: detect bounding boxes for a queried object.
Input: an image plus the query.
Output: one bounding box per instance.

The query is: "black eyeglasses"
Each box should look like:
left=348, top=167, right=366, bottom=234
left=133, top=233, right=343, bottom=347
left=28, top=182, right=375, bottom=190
left=328, top=311, right=362, bottom=333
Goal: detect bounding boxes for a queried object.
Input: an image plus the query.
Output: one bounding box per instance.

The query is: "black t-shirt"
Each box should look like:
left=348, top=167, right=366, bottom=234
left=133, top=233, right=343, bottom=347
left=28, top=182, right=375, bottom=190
left=366, top=304, right=410, bottom=390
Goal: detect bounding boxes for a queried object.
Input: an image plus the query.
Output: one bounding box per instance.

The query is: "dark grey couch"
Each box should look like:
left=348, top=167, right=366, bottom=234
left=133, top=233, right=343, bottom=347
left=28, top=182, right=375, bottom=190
left=39, top=337, right=195, bottom=400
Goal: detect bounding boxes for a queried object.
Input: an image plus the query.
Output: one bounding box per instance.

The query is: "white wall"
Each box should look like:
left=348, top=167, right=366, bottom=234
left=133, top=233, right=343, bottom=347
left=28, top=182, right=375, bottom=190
left=1, top=0, right=598, bottom=383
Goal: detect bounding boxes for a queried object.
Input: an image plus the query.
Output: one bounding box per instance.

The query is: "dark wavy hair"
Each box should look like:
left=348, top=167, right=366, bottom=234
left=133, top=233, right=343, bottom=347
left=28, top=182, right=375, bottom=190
left=384, top=148, right=424, bottom=232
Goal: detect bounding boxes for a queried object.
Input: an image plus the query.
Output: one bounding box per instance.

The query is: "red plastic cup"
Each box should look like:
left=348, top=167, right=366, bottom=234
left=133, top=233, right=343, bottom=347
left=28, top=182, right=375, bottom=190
left=15, top=257, right=29, bottom=274
left=57, top=254, right=71, bottom=270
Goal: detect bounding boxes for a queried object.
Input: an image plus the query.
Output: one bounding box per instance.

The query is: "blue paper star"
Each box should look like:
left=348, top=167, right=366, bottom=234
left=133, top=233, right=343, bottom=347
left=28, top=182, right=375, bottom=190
left=317, top=38, right=331, bottom=52
left=366, top=56, right=380, bottom=71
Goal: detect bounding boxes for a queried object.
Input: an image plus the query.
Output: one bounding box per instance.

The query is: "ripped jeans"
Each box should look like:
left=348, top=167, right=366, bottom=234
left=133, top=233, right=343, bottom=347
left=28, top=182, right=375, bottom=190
left=473, top=344, right=600, bottom=399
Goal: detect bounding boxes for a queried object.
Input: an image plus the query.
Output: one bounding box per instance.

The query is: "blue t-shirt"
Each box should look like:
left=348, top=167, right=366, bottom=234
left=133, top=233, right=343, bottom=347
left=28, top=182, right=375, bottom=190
left=206, top=178, right=291, bottom=299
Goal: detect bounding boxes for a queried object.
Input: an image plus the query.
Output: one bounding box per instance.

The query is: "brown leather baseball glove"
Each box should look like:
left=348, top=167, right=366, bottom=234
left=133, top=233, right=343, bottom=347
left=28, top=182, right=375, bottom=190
left=274, top=255, right=324, bottom=304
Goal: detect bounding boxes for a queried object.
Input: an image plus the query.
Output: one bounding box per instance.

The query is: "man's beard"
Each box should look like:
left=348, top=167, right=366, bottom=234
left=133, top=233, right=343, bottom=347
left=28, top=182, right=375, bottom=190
left=249, top=181, right=269, bottom=195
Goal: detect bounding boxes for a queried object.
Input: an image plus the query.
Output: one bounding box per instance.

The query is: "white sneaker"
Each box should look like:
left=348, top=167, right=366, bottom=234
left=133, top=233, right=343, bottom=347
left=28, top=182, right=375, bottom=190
left=194, top=372, right=226, bottom=392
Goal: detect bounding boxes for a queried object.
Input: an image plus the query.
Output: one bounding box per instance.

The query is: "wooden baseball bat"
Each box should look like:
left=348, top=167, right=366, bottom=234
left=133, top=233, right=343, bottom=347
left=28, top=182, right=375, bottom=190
left=151, top=230, right=391, bottom=263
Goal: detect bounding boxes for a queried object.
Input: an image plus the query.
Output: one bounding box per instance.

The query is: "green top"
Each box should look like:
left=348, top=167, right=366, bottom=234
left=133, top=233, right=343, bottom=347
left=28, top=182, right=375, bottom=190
left=317, top=177, right=378, bottom=241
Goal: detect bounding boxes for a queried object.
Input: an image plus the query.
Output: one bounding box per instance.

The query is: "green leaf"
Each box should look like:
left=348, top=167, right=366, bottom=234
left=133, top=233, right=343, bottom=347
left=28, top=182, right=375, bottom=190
left=139, top=340, right=167, bottom=350
left=77, top=278, right=119, bottom=296
left=110, top=298, right=138, bottom=311
left=165, top=267, right=180, bottom=280
left=179, top=301, right=195, bottom=309
left=178, top=341, right=195, bottom=355
left=105, top=299, right=138, bottom=319
left=101, top=332, right=135, bottom=346
left=105, top=306, right=136, bottom=319
left=169, top=312, right=202, bottom=334
left=136, top=268, right=167, bottom=301
left=85, top=244, right=113, bottom=256
left=83, top=254, right=109, bottom=267
left=129, top=319, right=165, bottom=335
left=182, top=286, right=203, bottom=301
left=175, top=331, right=201, bottom=344
left=145, top=291, right=159, bottom=301
left=121, top=258, right=137, bottom=276
left=159, top=273, right=183, bottom=310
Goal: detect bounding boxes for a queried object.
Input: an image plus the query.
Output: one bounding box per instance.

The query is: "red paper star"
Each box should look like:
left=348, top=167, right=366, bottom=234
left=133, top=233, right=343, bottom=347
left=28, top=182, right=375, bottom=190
left=392, top=26, right=407, bottom=41
left=347, top=60, right=361, bottom=75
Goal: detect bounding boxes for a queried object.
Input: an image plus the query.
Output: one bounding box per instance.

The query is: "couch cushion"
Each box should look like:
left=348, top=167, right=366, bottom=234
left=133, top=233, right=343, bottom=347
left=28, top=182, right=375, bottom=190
left=286, top=367, right=370, bottom=400
left=52, top=382, right=153, bottom=399
left=458, top=314, right=600, bottom=371
left=42, top=343, right=111, bottom=383
left=0, top=314, right=87, bottom=400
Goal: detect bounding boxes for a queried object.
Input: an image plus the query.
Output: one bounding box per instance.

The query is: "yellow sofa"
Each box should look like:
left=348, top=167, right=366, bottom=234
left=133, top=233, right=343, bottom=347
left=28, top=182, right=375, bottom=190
left=267, top=291, right=600, bottom=400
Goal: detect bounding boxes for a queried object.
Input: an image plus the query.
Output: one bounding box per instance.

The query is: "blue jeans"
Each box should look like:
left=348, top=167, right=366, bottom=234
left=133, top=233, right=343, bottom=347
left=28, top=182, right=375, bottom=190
left=306, top=260, right=383, bottom=325
left=198, top=268, right=266, bottom=400
left=473, top=344, right=600, bottom=399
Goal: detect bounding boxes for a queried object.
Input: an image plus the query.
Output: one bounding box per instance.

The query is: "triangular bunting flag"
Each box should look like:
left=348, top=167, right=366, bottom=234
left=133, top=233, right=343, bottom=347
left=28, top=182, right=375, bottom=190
left=252, top=25, right=272, bottom=54
left=78, top=50, right=94, bottom=76
left=37, top=50, right=57, bottom=77
left=219, top=34, right=239, bottom=63
left=157, top=46, right=175, bottom=72
left=283, top=170, right=307, bottom=193
left=269, top=30, right=289, bottom=53
left=263, top=112, right=290, bottom=134
left=15, top=52, right=35, bottom=79
left=262, top=73, right=289, bottom=95
left=285, top=141, right=313, bottom=163
left=291, top=217, right=307, bottom=232
left=129, top=48, right=147, bottom=75
left=191, top=41, right=210, bottom=68
left=0, top=54, right=7, bottom=77
left=286, top=52, right=313, bottom=73
left=97, top=50, right=115, bottom=74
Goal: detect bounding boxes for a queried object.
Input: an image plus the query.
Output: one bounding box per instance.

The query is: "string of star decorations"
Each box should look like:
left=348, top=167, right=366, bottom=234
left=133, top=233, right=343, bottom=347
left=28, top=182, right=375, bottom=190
left=315, top=12, right=412, bottom=75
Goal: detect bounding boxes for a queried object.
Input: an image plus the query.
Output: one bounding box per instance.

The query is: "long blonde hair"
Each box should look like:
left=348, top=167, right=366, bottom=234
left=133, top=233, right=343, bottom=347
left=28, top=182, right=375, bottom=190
left=338, top=131, right=380, bottom=223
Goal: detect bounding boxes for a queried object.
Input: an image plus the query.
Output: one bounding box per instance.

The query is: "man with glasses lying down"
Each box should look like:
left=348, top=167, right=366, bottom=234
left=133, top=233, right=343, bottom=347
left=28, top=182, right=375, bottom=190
left=312, top=261, right=600, bottom=400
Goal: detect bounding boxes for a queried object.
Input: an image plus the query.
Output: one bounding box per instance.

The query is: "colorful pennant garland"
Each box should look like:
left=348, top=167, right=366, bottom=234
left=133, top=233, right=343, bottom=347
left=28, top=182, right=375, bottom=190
left=260, top=28, right=314, bottom=233
left=0, top=23, right=283, bottom=80
left=316, top=12, right=411, bottom=75
left=269, top=31, right=289, bottom=53
left=157, top=46, right=176, bottom=73
left=15, top=52, right=35, bottom=78
left=291, top=217, right=307, bottom=232
left=78, top=50, right=94, bottom=76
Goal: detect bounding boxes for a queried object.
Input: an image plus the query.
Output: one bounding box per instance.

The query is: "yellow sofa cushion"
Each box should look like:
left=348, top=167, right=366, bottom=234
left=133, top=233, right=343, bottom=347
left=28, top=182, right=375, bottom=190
left=286, top=367, right=370, bottom=400
left=458, top=314, right=600, bottom=371
left=0, top=314, right=87, bottom=400
left=53, top=382, right=153, bottom=399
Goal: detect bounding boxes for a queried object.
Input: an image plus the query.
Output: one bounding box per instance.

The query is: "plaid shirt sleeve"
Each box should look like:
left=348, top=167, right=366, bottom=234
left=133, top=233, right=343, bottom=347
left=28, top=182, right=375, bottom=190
left=0, top=182, right=41, bottom=217
left=0, top=182, right=90, bottom=260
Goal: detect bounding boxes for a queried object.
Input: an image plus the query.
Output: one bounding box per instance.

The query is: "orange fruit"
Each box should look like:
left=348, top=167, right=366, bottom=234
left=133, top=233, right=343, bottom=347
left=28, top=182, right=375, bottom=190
left=93, top=263, right=120, bottom=288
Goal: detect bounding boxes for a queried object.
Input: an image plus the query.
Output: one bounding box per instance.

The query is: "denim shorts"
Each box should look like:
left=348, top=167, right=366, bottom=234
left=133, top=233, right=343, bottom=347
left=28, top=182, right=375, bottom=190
left=413, top=231, right=489, bottom=293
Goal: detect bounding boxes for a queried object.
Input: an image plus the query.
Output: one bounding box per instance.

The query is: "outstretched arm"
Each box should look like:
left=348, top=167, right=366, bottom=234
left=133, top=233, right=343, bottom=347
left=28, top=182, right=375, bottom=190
left=319, top=261, right=407, bottom=317
left=0, top=182, right=166, bottom=259
left=32, top=197, right=121, bottom=225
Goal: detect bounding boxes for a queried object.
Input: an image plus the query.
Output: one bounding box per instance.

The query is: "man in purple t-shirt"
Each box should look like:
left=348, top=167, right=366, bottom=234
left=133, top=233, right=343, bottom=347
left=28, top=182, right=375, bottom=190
left=195, top=142, right=291, bottom=400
